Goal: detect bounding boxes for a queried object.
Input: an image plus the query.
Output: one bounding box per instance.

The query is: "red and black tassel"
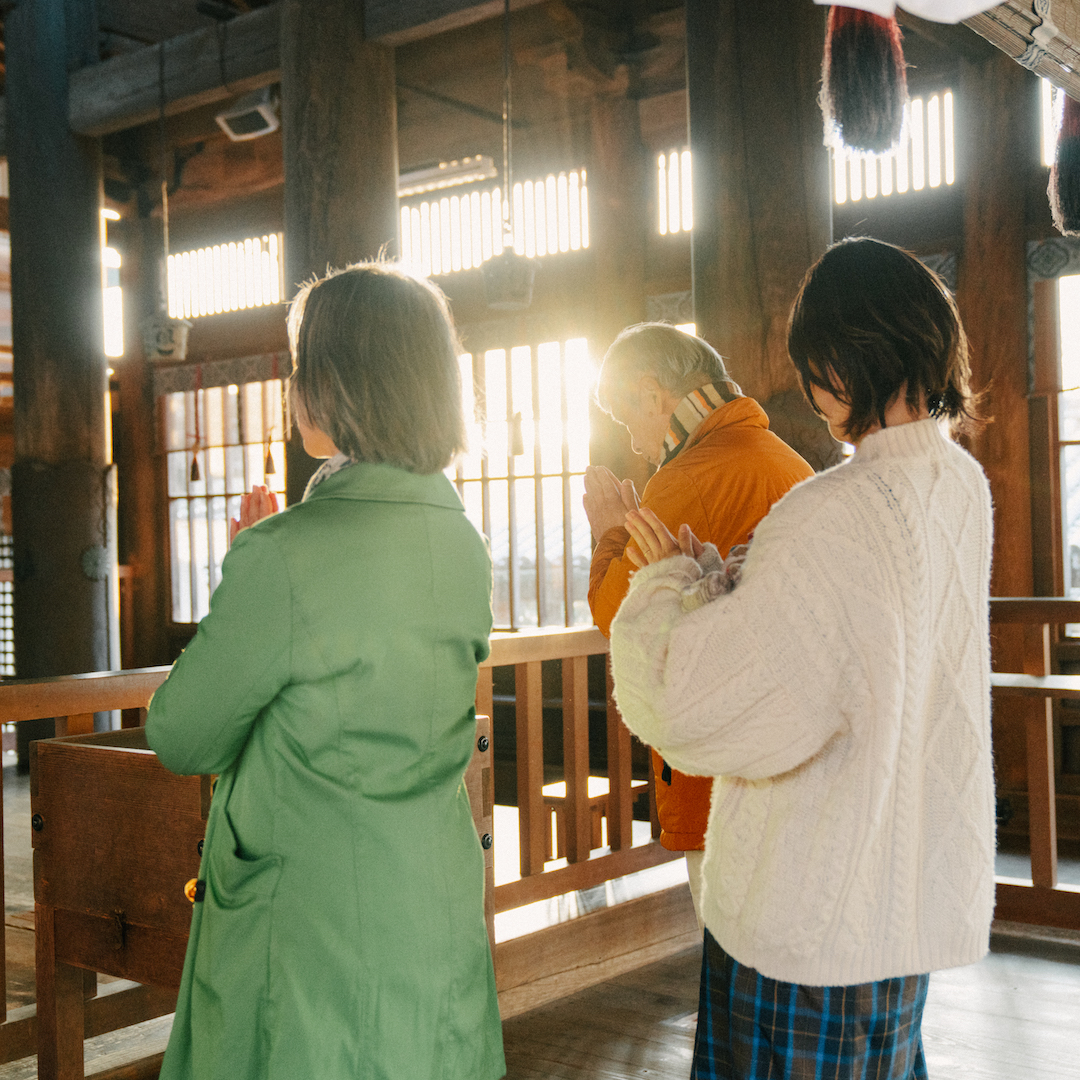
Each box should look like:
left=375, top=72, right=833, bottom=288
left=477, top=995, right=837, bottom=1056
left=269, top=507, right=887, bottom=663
left=821, top=6, right=908, bottom=154
left=1049, top=92, right=1080, bottom=237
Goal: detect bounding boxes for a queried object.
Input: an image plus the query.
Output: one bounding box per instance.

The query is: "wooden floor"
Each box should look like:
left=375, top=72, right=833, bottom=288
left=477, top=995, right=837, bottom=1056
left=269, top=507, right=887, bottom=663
left=3, top=760, right=1080, bottom=1078
left=502, top=932, right=1080, bottom=1080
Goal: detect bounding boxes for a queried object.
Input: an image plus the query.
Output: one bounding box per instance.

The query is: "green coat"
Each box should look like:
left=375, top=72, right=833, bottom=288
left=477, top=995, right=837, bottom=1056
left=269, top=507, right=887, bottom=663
left=146, top=462, right=504, bottom=1080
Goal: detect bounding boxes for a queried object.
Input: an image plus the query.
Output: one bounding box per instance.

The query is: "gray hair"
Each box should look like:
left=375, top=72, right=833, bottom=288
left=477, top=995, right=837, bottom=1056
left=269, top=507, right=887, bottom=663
left=597, top=322, right=739, bottom=414
left=287, top=262, right=466, bottom=474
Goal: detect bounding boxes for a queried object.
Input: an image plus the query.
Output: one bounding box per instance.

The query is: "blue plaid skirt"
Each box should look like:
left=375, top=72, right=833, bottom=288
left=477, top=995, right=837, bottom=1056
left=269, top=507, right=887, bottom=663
left=692, top=931, right=929, bottom=1080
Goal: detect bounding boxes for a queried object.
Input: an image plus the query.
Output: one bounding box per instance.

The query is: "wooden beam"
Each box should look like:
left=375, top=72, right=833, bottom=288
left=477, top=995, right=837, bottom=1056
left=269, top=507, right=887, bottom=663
left=98, top=0, right=212, bottom=45
left=68, top=4, right=281, bottom=137
left=994, top=879, right=1080, bottom=931
left=964, top=1, right=1080, bottom=102
left=365, top=0, right=548, bottom=48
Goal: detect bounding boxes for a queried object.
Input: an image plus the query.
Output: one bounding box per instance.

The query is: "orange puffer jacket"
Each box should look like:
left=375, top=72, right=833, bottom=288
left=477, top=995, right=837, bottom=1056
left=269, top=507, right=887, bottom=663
left=589, top=396, right=814, bottom=850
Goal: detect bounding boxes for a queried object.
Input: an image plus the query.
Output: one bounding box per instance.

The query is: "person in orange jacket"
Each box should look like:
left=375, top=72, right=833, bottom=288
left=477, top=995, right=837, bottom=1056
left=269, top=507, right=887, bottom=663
left=584, top=322, right=813, bottom=927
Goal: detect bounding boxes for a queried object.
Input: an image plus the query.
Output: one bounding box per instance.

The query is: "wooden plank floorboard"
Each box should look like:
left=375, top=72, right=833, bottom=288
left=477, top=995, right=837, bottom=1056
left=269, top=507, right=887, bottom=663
left=502, top=946, right=700, bottom=1079
left=504, top=934, right=1080, bottom=1080
left=922, top=937, right=1080, bottom=1080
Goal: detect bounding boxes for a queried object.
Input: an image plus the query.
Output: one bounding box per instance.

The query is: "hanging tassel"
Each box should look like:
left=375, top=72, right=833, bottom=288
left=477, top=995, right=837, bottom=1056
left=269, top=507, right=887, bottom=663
left=1049, top=92, right=1080, bottom=237
left=190, top=364, right=202, bottom=484
left=821, top=5, right=908, bottom=154
left=264, top=439, right=276, bottom=476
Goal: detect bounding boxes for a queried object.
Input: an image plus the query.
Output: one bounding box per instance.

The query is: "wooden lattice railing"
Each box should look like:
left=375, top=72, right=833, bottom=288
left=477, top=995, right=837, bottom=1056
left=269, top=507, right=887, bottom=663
left=0, top=627, right=674, bottom=1070
left=990, top=598, right=1080, bottom=930
left=14, top=600, right=1071, bottom=1072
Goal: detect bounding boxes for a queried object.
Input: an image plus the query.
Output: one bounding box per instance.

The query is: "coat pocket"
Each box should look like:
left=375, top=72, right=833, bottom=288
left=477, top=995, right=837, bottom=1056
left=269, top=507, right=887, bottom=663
left=188, top=809, right=283, bottom=1077
left=207, top=808, right=283, bottom=908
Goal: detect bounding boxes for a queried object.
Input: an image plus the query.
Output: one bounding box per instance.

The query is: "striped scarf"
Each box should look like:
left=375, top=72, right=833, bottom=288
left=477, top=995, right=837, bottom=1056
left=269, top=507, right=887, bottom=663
left=662, top=382, right=740, bottom=465
left=302, top=452, right=354, bottom=501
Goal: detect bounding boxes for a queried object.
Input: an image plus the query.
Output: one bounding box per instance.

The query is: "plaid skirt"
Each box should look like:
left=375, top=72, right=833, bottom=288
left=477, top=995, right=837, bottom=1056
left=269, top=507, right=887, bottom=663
left=692, top=931, right=929, bottom=1080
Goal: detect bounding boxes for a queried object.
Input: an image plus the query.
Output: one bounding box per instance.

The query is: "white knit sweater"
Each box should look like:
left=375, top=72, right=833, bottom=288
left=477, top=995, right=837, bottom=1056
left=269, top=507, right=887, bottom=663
left=610, top=419, right=995, bottom=986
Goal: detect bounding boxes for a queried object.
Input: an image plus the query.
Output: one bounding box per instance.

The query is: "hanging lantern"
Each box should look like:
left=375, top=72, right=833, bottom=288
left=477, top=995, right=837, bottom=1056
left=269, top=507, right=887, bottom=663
left=141, top=313, right=193, bottom=361
left=483, top=248, right=536, bottom=311
left=484, top=0, right=536, bottom=311
left=1049, top=93, right=1080, bottom=237
left=820, top=5, right=908, bottom=154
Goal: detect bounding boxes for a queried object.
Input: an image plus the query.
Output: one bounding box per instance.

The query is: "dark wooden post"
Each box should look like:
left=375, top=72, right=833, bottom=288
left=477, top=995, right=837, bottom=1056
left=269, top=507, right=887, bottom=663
left=954, top=52, right=1043, bottom=844
left=955, top=51, right=1039, bottom=609
left=587, top=90, right=652, bottom=492
left=114, top=217, right=169, bottom=671
left=685, top=0, right=836, bottom=467
left=281, top=0, right=400, bottom=504
left=6, top=0, right=116, bottom=762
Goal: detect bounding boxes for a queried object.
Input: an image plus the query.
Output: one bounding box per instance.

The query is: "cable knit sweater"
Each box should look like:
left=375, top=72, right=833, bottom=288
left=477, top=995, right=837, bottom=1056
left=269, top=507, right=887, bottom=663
left=610, top=419, right=994, bottom=986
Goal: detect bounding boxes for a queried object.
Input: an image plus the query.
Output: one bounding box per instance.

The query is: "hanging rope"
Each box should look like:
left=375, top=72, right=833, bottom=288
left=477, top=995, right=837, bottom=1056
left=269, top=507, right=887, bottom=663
left=501, top=0, right=513, bottom=244
left=158, top=42, right=170, bottom=265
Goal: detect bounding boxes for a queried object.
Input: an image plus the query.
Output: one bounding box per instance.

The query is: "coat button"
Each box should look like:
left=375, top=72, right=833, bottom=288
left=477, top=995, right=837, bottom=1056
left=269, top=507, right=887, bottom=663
left=481, top=833, right=493, bottom=849
left=197, top=839, right=204, bottom=855
left=31, top=814, right=43, bottom=832
left=477, top=736, right=489, bottom=753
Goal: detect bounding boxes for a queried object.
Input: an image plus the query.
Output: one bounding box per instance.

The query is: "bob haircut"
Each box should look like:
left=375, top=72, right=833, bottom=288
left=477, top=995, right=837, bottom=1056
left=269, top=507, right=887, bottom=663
left=286, top=263, right=466, bottom=474
left=597, top=322, right=739, bottom=415
left=788, top=237, right=979, bottom=442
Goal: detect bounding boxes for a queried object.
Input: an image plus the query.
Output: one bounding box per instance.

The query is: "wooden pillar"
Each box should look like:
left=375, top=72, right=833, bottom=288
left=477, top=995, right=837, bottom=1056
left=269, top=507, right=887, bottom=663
left=6, top=1, right=115, bottom=760
left=114, top=218, right=169, bottom=671
left=587, top=91, right=652, bottom=492
left=281, top=0, right=400, bottom=504
left=955, top=54, right=1039, bottom=614
left=685, top=0, right=834, bottom=466
left=955, top=53, right=1046, bottom=870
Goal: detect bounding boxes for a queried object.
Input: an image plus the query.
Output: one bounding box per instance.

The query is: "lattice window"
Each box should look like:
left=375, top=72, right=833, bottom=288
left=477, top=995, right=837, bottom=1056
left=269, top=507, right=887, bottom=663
left=657, top=148, right=693, bottom=235
left=166, top=233, right=284, bottom=321
left=164, top=380, right=286, bottom=623
left=1058, top=276, right=1080, bottom=615
left=399, top=169, right=589, bottom=278
left=0, top=534, right=13, bottom=676
left=833, top=91, right=956, bottom=204
left=451, top=339, right=595, bottom=629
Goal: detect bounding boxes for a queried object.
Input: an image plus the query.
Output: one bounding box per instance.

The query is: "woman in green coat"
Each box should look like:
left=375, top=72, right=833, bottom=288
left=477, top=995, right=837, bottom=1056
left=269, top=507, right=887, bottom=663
left=146, top=264, right=505, bottom=1080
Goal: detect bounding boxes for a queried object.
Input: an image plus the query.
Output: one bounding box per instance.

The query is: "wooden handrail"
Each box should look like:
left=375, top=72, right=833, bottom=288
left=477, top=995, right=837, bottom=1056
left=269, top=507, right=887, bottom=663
left=991, top=673, right=1080, bottom=698
left=989, top=597, right=1080, bottom=624
left=987, top=597, right=1080, bottom=931
left=0, top=624, right=669, bottom=1065
left=483, top=626, right=609, bottom=667
left=0, top=667, right=169, bottom=724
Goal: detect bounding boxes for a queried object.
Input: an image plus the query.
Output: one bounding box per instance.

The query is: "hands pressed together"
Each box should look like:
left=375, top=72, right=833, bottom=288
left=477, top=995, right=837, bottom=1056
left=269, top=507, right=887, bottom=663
left=583, top=465, right=640, bottom=541
left=583, top=464, right=703, bottom=569
left=229, top=485, right=280, bottom=546
left=624, top=509, right=703, bottom=568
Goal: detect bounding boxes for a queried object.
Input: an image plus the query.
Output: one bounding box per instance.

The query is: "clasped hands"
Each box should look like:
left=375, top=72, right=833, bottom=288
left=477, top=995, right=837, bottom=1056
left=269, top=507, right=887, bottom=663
left=583, top=465, right=703, bottom=569
left=229, top=485, right=279, bottom=546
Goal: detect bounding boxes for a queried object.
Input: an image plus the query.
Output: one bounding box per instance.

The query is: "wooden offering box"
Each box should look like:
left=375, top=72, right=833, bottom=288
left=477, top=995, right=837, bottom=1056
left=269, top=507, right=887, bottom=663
left=30, top=728, right=209, bottom=1080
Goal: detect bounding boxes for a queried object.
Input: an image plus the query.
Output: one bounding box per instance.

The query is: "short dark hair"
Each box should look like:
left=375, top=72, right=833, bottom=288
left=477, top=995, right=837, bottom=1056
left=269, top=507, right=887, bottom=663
left=598, top=322, right=739, bottom=415
left=787, top=237, right=979, bottom=441
left=287, top=263, right=466, bottom=474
